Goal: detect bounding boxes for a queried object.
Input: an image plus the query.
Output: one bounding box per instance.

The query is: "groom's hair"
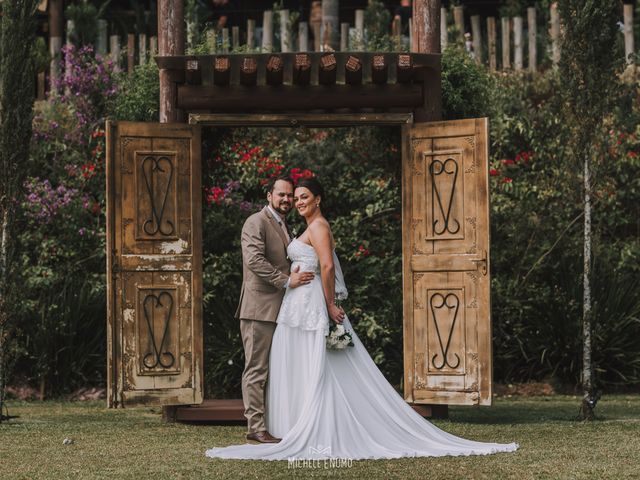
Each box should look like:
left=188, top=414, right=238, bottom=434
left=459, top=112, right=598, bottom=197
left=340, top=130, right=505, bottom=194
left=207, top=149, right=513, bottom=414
left=267, top=175, right=295, bottom=193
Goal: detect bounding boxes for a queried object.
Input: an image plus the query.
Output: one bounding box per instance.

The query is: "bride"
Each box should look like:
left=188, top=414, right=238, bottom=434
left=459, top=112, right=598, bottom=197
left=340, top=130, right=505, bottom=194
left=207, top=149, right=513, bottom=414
left=206, top=177, right=518, bottom=460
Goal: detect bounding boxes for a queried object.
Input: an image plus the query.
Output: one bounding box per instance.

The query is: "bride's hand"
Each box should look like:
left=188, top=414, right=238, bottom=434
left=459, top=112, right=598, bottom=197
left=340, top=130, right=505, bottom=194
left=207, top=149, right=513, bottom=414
left=329, top=303, right=345, bottom=324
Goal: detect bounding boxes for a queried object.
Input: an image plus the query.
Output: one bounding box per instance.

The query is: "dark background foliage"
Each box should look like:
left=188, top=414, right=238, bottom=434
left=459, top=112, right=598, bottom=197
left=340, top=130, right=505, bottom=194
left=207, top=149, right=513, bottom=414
left=9, top=32, right=640, bottom=398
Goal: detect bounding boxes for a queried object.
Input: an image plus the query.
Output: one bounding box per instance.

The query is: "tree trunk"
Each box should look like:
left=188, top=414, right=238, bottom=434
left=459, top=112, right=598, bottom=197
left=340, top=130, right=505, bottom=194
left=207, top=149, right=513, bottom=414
left=580, top=152, right=595, bottom=420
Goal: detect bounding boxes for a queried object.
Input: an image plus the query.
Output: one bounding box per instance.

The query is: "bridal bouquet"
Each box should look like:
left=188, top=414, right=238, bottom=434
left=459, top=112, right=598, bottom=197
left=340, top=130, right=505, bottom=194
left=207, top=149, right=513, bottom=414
left=326, top=321, right=354, bottom=350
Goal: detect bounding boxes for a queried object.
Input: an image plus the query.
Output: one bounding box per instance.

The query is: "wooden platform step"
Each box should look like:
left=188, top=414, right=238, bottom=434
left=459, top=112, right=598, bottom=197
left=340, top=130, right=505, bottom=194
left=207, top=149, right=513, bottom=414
left=175, top=399, right=447, bottom=423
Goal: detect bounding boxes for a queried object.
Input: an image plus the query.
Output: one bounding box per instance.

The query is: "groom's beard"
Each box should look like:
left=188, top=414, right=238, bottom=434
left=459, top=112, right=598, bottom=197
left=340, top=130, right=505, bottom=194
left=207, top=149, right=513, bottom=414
left=271, top=202, right=291, bottom=216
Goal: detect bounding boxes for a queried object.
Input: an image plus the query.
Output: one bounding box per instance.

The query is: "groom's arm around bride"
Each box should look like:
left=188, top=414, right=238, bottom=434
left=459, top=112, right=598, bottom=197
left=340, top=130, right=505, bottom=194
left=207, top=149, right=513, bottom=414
left=235, top=176, right=313, bottom=443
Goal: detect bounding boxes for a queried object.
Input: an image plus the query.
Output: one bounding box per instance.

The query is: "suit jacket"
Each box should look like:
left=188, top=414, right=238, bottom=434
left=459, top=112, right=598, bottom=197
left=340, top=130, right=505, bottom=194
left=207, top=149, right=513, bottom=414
left=235, top=206, right=290, bottom=322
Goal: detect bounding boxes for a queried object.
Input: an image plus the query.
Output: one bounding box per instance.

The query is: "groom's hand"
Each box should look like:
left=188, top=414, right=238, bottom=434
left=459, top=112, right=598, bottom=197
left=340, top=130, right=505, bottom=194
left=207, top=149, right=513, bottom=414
left=288, top=265, right=314, bottom=288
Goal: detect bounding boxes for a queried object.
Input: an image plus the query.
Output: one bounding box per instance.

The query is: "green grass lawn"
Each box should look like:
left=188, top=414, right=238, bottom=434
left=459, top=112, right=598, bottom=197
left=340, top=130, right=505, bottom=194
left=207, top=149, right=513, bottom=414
left=1, top=395, right=639, bottom=479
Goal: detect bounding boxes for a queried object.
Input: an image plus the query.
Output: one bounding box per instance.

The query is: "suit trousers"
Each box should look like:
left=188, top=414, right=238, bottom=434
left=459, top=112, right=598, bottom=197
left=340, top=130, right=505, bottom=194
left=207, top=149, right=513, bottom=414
left=240, top=318, right=277, bottom=433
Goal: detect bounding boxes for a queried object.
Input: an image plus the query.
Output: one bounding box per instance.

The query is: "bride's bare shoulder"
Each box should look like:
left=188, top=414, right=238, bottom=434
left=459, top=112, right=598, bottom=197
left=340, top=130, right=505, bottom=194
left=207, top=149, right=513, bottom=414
left=308, top=218, right=334, bottom=249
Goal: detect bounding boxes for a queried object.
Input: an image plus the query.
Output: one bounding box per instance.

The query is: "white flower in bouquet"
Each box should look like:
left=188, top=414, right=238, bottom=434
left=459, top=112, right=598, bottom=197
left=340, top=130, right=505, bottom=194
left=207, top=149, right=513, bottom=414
left=326, top=320, right=354, bottom=350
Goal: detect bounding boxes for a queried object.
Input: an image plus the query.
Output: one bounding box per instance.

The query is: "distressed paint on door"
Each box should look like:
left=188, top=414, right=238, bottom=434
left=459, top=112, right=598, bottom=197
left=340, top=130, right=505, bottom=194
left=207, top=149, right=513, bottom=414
left=402, top=118, right=492, bottom=406
left=106, top=121, right=203, bottom=407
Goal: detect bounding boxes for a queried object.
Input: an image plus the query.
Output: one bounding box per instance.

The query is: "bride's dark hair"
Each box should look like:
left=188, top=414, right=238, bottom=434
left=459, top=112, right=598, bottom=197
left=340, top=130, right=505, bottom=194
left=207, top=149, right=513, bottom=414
left=295, top=177, right=323, bottom=199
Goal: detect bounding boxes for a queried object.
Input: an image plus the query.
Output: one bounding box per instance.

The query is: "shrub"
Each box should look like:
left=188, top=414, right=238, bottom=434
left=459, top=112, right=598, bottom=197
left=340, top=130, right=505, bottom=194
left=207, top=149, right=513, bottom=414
left=202, top=127, right=403, bottom=397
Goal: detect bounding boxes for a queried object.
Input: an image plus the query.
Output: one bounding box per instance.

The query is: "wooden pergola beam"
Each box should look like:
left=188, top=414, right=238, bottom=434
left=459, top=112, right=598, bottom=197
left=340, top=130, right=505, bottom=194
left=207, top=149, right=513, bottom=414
left=177, top=84, right=423, bottom=111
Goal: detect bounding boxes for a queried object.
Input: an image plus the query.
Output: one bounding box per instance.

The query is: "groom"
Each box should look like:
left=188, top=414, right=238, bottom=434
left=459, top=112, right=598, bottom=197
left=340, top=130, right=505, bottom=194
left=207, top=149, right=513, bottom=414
left=236, top=175, right=314, bottom=443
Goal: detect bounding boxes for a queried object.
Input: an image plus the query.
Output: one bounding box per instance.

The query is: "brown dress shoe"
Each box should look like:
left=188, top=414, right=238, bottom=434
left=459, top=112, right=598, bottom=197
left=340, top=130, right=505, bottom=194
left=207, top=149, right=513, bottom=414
left=246, top=430, right=281, bottom=443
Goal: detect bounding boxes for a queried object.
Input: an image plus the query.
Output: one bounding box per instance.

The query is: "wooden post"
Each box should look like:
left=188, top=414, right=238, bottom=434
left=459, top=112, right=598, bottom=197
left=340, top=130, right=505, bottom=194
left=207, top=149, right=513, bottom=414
left=232, top=26, right=240, bottom=50
left=37, top=71, right=46, bottom=100
left=222, top=28, right=229, bottom=53
left=96, top=19, right=108, bottom=55
left=262, top=10, right=273, bottom=52
left=355, top=9, right=365, bottom=51
left=280, top=9, right=290, bottom=52
left=313, top=23, right=321, bottom=51
left=527, top=7, right=537, bottom=72
left=453, top=5, right=464, bottom=43
left=206, top=29, right=216, bottom=53
left=392, top=17, right=402, bottom=51
left=139, top=34, right=147, bottom=65
left=340, top=22, right=349, bottom=51
left=65, top=20, right=75, bottom=84
left=470, top=15, right=481, bottom=63
left=127, top=34, right=135, bottom=74
left=49, top=0, right=64, bottom=94
left=440, top=7, right=448, bottom=50
left=247, top=19, right=256, bottom=49
left=624, top=4, right=634, bottom=64
left=321, top=0, right=339, bottom=51
left=549, top=3, right=560, bottom=67
left=513, top=16, right=523, bottom=71
left=158, top=0, right=185, bottom=124
left=109, top=35, right=121, bottom=71
left=412, top=1, right=443, bottom=131
left=150, top=36, right=158, bottom=58
left=298, top=21, right=309, bottom=52
left=487, top=17, right=497, bottom=71
left=501, top=17, right=510, bottom=69
left=413, top=0, right=441, bottom=53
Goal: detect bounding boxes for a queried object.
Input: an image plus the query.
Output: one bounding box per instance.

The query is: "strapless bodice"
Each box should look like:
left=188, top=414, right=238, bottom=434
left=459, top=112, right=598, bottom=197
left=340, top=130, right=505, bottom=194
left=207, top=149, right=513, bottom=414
left=287, top=238, right=320, bottom=274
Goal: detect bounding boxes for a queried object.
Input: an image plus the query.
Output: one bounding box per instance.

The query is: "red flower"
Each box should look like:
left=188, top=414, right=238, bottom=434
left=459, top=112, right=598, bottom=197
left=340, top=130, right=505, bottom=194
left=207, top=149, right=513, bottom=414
left=502, top=177, right=513, bottom=184
left=501, top=159, right=515, bottom=166
left=489, top=168, right=499, bottom=176
left=291, top=167, right=314, bottom=184
left=81, top=163, right=96, bottom=179
left=206, top=186, right=226, bottom=205
left=628, top=151, right=638, bottom=158
left=515, top=151, right=533, bottom=163
left=355, top=245, right=371, bottom=257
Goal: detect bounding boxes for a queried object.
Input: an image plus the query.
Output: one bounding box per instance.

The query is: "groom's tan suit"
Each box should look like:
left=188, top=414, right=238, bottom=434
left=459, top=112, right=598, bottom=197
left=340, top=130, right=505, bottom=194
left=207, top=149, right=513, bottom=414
left=237, top=206, right=290, bottom=434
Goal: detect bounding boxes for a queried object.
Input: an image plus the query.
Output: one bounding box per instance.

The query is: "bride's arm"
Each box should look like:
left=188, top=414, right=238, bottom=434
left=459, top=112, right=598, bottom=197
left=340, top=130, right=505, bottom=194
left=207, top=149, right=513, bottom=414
left=308, top=221, right=345, bottom=324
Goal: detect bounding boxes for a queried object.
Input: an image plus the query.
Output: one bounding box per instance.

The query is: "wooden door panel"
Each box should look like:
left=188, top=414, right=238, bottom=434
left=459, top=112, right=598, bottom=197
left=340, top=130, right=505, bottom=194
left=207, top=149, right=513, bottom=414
left=107, top=121, right=203, bottom=407
left=403, top=118, right=491, bottom=406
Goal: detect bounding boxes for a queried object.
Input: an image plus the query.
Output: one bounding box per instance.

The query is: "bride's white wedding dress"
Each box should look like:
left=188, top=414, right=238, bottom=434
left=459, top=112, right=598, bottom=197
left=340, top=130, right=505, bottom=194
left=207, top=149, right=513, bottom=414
left=205, top=238, right=518, bottom=460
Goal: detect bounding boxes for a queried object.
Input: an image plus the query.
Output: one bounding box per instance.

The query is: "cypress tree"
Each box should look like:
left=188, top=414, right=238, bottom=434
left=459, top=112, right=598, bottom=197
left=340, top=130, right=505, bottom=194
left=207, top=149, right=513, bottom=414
left=0, top=0, right=41, bottom=421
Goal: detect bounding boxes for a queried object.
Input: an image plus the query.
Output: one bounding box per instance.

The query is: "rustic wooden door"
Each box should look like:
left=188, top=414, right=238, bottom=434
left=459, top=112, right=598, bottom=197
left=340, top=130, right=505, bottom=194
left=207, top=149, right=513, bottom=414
left=106, top=121, right=203, bottom=407
left=402, top=118, right=491, bottom=406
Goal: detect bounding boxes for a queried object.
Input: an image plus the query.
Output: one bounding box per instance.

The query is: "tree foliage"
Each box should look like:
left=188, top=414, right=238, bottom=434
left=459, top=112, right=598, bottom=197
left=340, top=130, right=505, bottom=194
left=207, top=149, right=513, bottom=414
left=0, top=0, right=41, bottom=420
left=558, top=0, right=624, bottom=419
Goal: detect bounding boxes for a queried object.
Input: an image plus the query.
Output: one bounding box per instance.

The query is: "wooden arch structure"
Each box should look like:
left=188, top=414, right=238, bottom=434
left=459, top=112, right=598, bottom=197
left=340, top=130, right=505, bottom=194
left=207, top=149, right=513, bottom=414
left=106, top=2, right=492, bottom=421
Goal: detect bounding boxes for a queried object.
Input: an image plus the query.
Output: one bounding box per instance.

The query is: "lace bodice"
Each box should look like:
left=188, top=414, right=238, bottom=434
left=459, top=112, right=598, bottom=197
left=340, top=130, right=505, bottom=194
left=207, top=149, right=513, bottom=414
left=287, top=239, right=348, bottom=300
left=287, top=238, right=320, bottom=274
left=276, top=239, right=348, bottom=334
